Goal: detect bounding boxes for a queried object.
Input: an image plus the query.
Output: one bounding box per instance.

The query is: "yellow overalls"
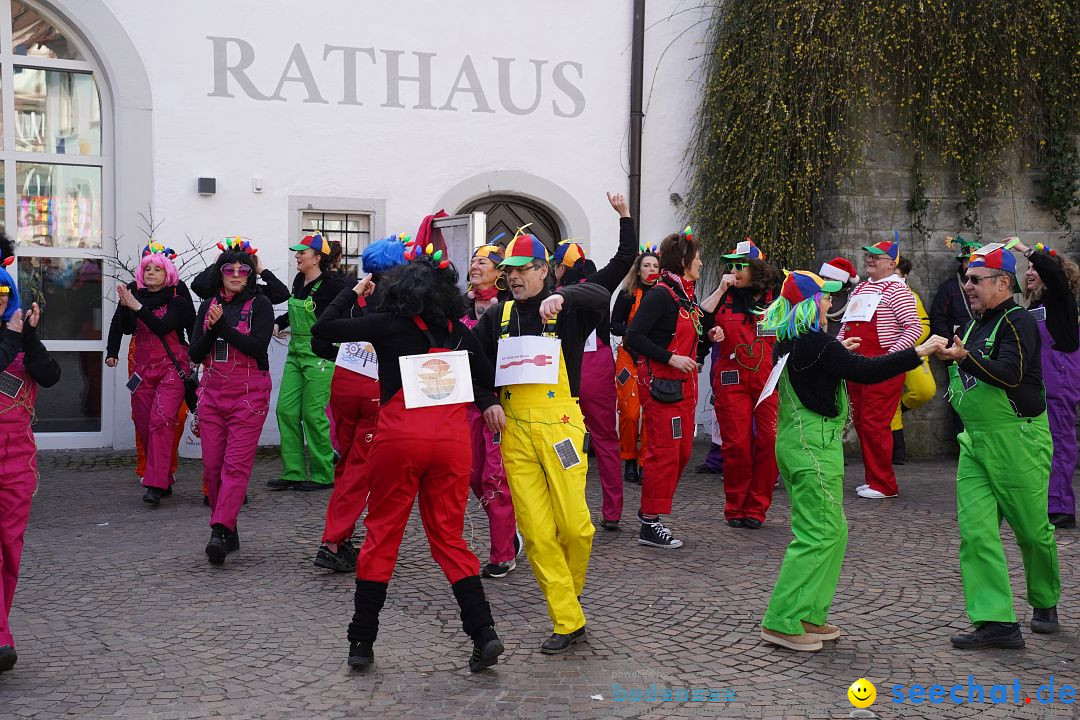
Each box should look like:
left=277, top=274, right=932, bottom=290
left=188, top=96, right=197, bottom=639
left=498, top=301, right=595, bottom=634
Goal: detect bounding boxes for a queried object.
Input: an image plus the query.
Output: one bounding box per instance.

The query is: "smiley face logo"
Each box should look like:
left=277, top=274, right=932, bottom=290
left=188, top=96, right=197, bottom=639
left=847, top=678, right=876, bottom=708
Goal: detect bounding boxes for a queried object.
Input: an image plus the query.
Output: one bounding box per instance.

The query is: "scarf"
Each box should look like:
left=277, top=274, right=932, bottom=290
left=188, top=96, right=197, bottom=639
left=469, top=284, right=499, bottom=302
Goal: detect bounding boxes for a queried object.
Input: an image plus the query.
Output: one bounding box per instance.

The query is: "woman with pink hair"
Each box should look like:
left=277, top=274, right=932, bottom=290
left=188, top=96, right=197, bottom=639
left=106, top=243, right=195, bottom=505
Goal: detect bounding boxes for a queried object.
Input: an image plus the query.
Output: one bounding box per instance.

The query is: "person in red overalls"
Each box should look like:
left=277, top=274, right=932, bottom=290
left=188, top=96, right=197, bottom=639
left=188, top=241, right=275, bottom=564
left=461, top=242, right=522, bottom=578
left=625, top=227, right=724, bottom=548
left=312, top=249, right=505, bottom=673
left=610, top=248, right=659, bottom=485
left=837, top=237, right=923, bottom=499
left=708, top=239, right=782, bottom=529
left=105, top=243, right=195, bottom=506
left=313, top=237, right=407, bottom=573
left=0, top=236, right=61, bottom=674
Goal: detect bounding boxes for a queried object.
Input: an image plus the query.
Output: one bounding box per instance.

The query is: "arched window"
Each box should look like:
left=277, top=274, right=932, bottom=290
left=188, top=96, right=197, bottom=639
left=2, top=0, right=109, bottom=436
left=460, top=195, right=563, bottom=252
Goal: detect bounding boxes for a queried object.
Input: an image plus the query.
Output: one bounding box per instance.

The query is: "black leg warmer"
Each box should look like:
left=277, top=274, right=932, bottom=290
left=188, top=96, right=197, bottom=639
left=451, top=575, right=495, bottom=639
left=348, top=580, right=388, bottom=644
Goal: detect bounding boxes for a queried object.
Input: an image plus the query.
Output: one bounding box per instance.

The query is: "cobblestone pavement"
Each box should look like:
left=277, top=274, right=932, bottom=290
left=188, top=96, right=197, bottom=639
left=1, top=445, right=1076, bottom=719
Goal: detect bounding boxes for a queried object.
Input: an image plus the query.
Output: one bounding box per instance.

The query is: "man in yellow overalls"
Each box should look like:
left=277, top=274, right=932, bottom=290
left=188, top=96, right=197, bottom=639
left=474, top=233, right=610, bottom=654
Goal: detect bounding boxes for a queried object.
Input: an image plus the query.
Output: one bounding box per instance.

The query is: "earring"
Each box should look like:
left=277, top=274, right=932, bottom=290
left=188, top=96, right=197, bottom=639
left=496, top=276, right=508, bottom=291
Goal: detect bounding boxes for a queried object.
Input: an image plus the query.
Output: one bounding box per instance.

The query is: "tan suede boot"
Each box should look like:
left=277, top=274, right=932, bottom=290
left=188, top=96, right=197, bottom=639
left=759, top=628, right=823, bottom=652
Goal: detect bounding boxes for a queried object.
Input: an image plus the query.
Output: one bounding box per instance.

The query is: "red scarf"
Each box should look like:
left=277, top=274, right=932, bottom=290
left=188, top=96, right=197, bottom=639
left=661, top=270, right=696, bottom=301
left=469, top=284, right=499, bottom=302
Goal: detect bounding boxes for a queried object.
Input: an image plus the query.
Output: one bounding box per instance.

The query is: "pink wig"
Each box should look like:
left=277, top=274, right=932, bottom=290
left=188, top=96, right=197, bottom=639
left=135, top=252, right=179, bottom=289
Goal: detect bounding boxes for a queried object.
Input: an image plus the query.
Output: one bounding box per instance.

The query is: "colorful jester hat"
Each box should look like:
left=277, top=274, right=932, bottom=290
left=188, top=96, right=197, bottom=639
left=863, top=230, right=900, bottom=262
left=944, top=234, right=979, bottom=260
left=0, top=233, right=18, bottom=321
left=401, top=233, right=450, bottom=268
left=216, top=236, right=257, bottom=255
left=142, top=241, right=178, bottom=259
left=553, top=239, right=586, bottom=268
left=290, top=233, right=331, bottom=255
left=499, top=224, right=550, bottom=268
left=722, top=237, right=766, bottom=261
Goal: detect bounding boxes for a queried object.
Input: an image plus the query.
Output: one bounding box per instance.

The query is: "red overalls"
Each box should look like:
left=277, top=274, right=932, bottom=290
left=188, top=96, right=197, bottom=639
left=638, top=283, right=700, bottom=515
left=322, top=359, right=381, bottom=545
left=0, top=354, right=38, bottom=649
left=197, top=297, right=272, bottom=532
left=711, top=292, right=778, bottom=522
left=616, top=288, right=648, bottom=461
left=130, top=304, right=189, bottom=491
left=355, top=319, right=480, bottom=585
left=845, top=316, right=905, bottom=497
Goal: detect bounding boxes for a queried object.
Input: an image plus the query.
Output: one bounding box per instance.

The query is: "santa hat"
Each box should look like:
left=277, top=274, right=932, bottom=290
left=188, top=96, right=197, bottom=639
left=818, top=257, right=859, bottom=285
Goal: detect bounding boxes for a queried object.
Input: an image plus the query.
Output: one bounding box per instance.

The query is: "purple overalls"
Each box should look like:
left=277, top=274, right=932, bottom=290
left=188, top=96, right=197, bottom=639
left=1035, top=307, right=1080, bottom=516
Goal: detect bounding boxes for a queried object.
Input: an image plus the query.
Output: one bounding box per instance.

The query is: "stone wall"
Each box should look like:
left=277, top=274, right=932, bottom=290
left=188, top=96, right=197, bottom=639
left=816, top=114, right=1080, bottom=456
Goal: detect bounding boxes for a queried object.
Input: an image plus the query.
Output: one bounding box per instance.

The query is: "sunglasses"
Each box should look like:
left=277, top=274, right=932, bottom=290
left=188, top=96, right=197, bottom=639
left=728, top=262, right=749, bottom=271
left=221, top=265, right=252, bottom=278
left=964, top=272, right=1005, bottom=285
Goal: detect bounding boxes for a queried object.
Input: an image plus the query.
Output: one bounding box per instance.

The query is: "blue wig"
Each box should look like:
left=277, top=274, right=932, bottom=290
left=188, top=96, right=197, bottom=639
left=0, top=266, right=19, bottom=323
left=362, top=237, right=407, bottom=274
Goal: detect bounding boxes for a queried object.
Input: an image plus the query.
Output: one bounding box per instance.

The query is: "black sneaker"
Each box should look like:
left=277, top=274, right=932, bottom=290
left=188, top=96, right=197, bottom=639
left=348, top=641, right=374, bottom=668
left=638, top=518, right=683, bottom=549
left=600, top=519, right=620, bottom=531
left=743, top=518, right=763, bottom=530
left=295, top=481, right=334, bottom=491
left=0, top=644, right=16, bottom=672
left=481, top=559, right=516, bottom=578
left=540, top=627, right=586, bottom=654
left=1049, top=513, right=1076, bottom=529
left=622, top=460, right=640, bottom=485
left=695, top=463, right=722, bottom=475
left=950, top=622, right=1025, bottom=649
left=1031, top=607, right=1060, bottom=634
left=727, top=518, right=745, bottom=528
left=469, top=626, right=504, bottom=672
left=142, top=487, right=164, bottom=506
left=266, top=478, right=293, bottom=491
left=315, top=544, right=357, bottom=573
left=206, top=525, right=229, bottom=565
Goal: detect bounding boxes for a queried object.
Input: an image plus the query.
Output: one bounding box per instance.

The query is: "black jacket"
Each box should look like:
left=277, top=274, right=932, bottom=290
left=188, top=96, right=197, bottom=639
left=624, top=276, right=716, bottom=365
left=189, top=291, right=275, bottom=371
left=105, top=282, right=195, bottom=359
left=0, top=326, right=62, bottom=388
left=930, top=271, right=973, bottom=341
left=957, top=299, right=1045, bottom=417
left=558, top=217, right=639, bottom=346
left=191, top=265, right=291, bottom=305
left=1027, top=250, right=1079, bottom=353
left=473, top=282, right=611, bottom=397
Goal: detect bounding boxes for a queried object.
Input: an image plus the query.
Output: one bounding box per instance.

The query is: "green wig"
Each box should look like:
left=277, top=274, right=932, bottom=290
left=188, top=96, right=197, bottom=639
left=757, top=294, right=822, bottom=342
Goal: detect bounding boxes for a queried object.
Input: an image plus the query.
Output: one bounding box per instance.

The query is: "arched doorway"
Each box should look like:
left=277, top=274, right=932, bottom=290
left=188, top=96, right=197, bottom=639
left=460, top=195, right=562, bottom=252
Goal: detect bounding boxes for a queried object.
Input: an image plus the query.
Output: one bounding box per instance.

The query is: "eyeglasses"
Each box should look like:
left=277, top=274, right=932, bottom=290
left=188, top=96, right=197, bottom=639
left=964, top=272, right=1005, bottom=285
left=863, top=254, right=880, bottom=263
left=505, top=263, right=543, bottom=275
left=221, top=265, right=252, bottom=278
left=728, top=262, right=749, bottom=271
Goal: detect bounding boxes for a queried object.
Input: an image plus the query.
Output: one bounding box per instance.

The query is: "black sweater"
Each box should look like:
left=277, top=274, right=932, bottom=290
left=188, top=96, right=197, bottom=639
left=189, top=291, right=275, bottom=370
left=559, top=217, right=639, bottom=346
left=191, top=266, right=291, bottom=305
left=105, top=283, right=196, bottom=359
left=930, top=271, right=973, bottom=341
left=310, top=287, right=499, bottom=409
left=957, top=299, right=1045, bottom=417
left=473, top=282, right=612, bottom=397
left=624, top=277, right=716, bottom=365
left=275, top=271, right=350, bottom=360
left=774, top=331, right=921, bottom=418
left=1028, top=250, right=1079, bottom=353
left=0, top=326, right=62, bottom=388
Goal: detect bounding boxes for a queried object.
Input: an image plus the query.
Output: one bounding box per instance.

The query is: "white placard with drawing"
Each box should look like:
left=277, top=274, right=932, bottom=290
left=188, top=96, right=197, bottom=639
left=399, top=350, right=473, bottom=409
left=495, top=335, right=561, bottom=386
left=336, top=341, right=379, bottom=379
left=841, top=292, right=882, bottom=324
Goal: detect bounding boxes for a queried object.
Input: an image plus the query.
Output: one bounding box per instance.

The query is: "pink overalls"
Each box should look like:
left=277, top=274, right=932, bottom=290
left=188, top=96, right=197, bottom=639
left=131, top=305, right=189, bottom=491
left=462, top=312, right=517, bottom=565
left=198, top=297, right=272, bottom=532
left=579, top=334, right=622, bottom=523
left=0, top=354, right=38, bottom=650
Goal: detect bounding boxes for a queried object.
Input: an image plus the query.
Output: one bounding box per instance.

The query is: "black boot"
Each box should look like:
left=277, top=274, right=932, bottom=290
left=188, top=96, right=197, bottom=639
left=469, top=625, right=504, bottom=672
left=622, top=460, right=640, bottom=485
left=142, top=486, right=164, bottom=506
left=1031, top=606, right=1060, bottom=634
left=452, top=576, right=502, bottom=671
left=950, top=622, right=1024, bottom=649
left=0, top=644, right=16, bottom=672
left=205, top=524, right=230, bottom=565
left=347, top=580, right=388, bottom=668
left=1049, top=513, right=1076, bottom=529
left=892, top=429, right=907, bottom=465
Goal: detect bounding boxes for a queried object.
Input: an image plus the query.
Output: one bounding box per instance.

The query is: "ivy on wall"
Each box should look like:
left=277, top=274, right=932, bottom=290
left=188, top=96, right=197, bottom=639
left=688, top=0, right=1080, bottom=268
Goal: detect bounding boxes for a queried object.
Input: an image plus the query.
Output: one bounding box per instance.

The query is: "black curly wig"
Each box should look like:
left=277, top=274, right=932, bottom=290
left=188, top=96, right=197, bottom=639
left=379, top=258, right=464, bottom=327
left=211, top=250, right=259, bottom=293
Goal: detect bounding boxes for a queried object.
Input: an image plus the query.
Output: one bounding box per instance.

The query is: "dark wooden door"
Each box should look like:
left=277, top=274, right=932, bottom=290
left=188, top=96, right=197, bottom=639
left=459, top=196, right=562, bottom=252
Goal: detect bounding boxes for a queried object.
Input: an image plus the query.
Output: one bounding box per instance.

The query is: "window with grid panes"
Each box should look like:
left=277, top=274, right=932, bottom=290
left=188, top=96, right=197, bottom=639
left=301, top=211, right=371, bottom=278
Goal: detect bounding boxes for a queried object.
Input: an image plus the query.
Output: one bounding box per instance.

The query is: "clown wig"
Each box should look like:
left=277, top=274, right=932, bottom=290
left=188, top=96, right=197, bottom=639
left=0, top=233, right=20, bottom=323
left=135, top=252, right=180, bottom=290
left=362, top=238, right=407, bottom=275
left=757, top=294, right=823, bottom=342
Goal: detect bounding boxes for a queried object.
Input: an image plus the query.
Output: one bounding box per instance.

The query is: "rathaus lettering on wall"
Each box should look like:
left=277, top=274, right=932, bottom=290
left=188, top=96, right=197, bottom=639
left=208, top=37, right=586, bottom=118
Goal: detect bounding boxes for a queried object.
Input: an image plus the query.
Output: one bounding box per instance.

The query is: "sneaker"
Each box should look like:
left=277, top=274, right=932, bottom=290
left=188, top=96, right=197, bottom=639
left=622, top=460, right=640, bottom=485
left=600, top=519, right=619, bottom=531
left=540, top=627, right=586, bottom=654
left=205, top=525, right=229, bottom=565
left=0, top=644, right=16, bottom=672
left=513, top=530, right=524, bottom=557
left=266, top=478, right=293, bottom=491
left=347, top=641, right=374, bottom=668
left=469, top=626, right=504, bottom=672
left=1031, top=607, right=1059, bottom=634
left=481, top=559, right=516, bottom=578
left=295, top=480, right=334, bottom=491
left=857, top=487, right=897, bottom=499
left=801, top=621, right=841, bottom=641
left=1049, top=513, right=1076, bottom=529
left=743, top=518, right=763, bottom=530
left=950, top=621, right=1025, bottom=649
left=142, top=487, right=164, bottom=506
left=727, top=518, right=745, bottom=528
left=695, top=463, right=722, bottom=475
left=855, top=484, right=869, bottom=492
left=760, top=628, right=823, bottom=652
left=314, top=543, right=356, bottom=573
left=638, top=519, right=683, bottom=549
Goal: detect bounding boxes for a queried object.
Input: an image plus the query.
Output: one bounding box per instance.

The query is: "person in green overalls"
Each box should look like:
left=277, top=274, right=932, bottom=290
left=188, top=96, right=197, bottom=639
left=268, top=234, right=348, bottom=491
left=756, top=270, right=945, bottom=652
left=934, top=246, right=1062, bottom=649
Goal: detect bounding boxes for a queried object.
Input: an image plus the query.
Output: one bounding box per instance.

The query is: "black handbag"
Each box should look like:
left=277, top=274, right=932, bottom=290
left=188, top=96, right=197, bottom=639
left=156, top=332, right=199, bottom=413
left=649, top=376, right=684, bottom=404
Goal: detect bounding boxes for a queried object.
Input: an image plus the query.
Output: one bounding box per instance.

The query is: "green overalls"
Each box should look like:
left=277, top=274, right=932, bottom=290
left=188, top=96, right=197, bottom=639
left=762, top=365, right=849, bottom=636
left=275, top=280, right=335, bottom=486
left=949, top=307, right=1060, bottom=624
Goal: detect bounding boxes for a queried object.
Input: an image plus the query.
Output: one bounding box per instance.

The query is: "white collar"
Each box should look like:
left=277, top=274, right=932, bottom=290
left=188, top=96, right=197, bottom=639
left=868, top=273, right=901, bottom=284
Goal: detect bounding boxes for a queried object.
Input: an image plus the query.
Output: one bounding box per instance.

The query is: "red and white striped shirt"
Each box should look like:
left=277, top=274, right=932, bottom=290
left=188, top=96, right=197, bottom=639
left=837, top=275, right=922, bottom=351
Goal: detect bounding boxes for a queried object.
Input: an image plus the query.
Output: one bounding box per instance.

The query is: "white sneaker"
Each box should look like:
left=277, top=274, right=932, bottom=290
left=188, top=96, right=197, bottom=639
left=855, top=484, right=869, bottom=492
left=857, top=487, right=897, bottom=499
